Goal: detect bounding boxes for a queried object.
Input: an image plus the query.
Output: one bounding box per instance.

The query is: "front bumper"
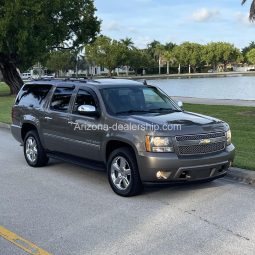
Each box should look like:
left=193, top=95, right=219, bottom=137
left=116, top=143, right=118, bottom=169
left=137, top=144, right=235, bottom=182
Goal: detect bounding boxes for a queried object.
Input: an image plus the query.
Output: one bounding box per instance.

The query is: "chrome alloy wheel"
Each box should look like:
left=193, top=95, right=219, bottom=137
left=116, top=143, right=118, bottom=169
left=25, top=137, right=38, bottom=163
left=110, top=156, right=131, bottom=190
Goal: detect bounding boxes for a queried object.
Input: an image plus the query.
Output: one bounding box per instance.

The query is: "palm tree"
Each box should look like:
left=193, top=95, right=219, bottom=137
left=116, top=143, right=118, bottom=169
left=120, top=38, right=134, bottom=49
left=242, top=0, right=255, bottom=21
left=154, top=44, right=165, bottom=74
left=120, top=38, right=134, bottom=76
left=163, top=50, right=176, bottom=75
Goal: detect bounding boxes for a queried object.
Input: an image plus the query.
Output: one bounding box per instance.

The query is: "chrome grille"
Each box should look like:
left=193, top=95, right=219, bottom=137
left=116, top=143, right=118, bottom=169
left=176, top=132, right=225, bottom=142
left=176, top=132, right=226, bottom=155
left=178, top=142, right=225, bottom=155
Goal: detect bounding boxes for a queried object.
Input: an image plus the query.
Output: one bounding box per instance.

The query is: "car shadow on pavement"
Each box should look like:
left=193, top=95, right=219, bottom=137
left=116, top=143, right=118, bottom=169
left=45, top=158, right=228, bottom=197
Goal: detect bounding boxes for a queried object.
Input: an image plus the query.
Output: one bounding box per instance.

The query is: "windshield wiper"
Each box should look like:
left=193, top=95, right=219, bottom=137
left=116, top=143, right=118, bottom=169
left=116, top=110, right=152, bottom=115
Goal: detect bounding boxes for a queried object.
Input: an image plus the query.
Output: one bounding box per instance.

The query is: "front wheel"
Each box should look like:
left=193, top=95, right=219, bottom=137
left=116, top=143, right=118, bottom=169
left=107, top=147, right=143, bottom=197
left=24, top=130, right=49, bottom=167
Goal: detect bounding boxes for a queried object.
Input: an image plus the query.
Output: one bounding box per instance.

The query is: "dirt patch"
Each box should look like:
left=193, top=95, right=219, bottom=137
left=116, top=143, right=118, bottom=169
left=238, top=111, right=255, bottom=117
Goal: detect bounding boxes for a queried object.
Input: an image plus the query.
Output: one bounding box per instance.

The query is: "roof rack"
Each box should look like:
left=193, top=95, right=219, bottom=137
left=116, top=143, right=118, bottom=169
left=143, top=80, right=148, bottom=86
left=63, top=77, right=88, bottom=83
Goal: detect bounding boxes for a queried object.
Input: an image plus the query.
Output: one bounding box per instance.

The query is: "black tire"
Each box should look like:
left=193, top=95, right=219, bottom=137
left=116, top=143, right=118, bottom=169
left=107, top=147, right=143, bottom=197
left=24, top=130, right=49, bottom=167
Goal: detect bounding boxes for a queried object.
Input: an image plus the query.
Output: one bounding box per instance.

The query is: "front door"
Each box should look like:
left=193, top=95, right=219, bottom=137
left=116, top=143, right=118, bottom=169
left=68, top=88, right=105, bottom=161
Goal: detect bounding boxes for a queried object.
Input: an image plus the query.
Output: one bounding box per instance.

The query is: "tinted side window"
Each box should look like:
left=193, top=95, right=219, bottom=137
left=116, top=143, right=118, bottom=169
left=50, top=87, right=74, bottom=112
left=73, top=89, right=96, bottom=113
left=16, top=85, right=52, bottom=108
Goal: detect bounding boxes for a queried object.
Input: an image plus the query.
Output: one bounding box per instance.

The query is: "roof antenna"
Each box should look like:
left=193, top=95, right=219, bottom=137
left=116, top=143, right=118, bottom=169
left=143, top=80, right=148, bottom=86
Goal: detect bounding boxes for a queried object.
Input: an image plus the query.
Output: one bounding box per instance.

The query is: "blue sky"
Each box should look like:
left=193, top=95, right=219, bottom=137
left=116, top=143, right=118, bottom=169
left=94, top=0, right=254, bottom=49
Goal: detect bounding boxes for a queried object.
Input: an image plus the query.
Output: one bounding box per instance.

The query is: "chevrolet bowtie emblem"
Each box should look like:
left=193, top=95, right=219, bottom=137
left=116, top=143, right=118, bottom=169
left=199, top=139, right=211, bottom=145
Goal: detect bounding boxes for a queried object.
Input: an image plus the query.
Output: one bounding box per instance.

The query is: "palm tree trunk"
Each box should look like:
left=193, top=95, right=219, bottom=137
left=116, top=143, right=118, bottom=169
left=167, top=61, right=170, bottom=75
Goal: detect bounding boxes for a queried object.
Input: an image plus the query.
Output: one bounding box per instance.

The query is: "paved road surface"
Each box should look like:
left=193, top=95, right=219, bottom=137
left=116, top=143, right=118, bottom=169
left=0, top=128, right=255, bottom=255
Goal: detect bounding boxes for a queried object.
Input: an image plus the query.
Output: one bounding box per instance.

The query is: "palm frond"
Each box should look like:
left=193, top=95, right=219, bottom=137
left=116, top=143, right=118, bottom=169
left=250, top=0, right=255, bottom=21
left=242, top=0, right=255, bottom=21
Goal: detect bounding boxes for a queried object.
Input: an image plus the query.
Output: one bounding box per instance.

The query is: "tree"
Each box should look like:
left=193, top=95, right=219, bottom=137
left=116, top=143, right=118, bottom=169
left=120, top=38, right=135, bottom=75
left=174, top=42, right=203, bottom=73
left=163, top=50, right=176, bottom=75
left=0, top=0, right=100, bottom=94
left=246, top=48, right=255, bottom=64
left=242, top=0, right=255, bottom=21
left=242, top=41, right=255, bottom=62
left=46, top=51, right=74, bottom=77
left=203, top=42, right=241, bottom=71
left=128, top=49, right=151, bottom=75
left=85, top=36, right=126, bottom=76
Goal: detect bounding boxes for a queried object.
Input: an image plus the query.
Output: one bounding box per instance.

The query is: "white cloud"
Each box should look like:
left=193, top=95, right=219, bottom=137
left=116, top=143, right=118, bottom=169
left=103, top=21, right=122, bottom=31
left=191, top=8, right=220, bottom=22
left=235, top=12, right=252, bottom=26
left=133, top=36, right=153, bottom=49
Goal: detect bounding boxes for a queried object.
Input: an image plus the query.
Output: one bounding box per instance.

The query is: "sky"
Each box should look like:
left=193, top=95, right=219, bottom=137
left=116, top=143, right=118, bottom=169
left=94, top=0, right=254, bottom=49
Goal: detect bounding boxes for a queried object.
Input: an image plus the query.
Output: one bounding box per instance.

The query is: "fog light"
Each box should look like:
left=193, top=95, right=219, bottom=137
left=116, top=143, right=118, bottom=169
left=156, top=171, right=171, bottom=180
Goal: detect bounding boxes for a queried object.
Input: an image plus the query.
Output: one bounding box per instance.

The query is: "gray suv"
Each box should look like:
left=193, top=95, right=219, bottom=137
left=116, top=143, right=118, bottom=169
left=11, top=79, right=235, bottom=196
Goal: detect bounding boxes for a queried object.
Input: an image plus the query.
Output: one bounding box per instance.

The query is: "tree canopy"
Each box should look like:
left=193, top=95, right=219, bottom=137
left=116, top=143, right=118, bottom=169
left=173, top=42, right=203, bottom=72
left=203, top=42, right=241, bottom=70
left=46, top=51, right=74, bottom=77
left=85, top=36, right=126, bottom=76
left=246, top=48, right=255, bottom=64
left=0, top=0, right=100, bottom=94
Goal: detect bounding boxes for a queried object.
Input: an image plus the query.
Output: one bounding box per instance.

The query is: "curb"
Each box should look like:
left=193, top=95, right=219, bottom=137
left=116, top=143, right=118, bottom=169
left=0, top=122, right=254, bottom=186
left=0, top=122, right=10, bottom=129
left=227, top=167, right=255, bottom=186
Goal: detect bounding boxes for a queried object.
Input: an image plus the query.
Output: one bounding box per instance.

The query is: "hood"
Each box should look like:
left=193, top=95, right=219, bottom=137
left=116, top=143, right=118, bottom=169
left=126, top=111, right=223, bottom=126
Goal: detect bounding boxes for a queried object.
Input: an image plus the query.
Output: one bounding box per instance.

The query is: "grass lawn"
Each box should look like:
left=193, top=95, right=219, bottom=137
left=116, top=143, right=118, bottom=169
left=0, top=82, right=254, bottom=170
left=0, top=83, right=14, bottom=124
left=185, top=104, right=255, bottom=171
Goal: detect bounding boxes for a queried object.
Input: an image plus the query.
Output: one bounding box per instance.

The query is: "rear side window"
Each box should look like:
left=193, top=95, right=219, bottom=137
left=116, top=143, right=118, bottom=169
left=16, top=85, right=52, bottom=108
left=50, top=87, right=74, bottom=112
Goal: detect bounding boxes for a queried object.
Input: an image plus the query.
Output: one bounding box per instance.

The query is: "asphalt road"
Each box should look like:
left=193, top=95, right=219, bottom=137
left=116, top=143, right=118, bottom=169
left=0, top=128, right=255, bottom=255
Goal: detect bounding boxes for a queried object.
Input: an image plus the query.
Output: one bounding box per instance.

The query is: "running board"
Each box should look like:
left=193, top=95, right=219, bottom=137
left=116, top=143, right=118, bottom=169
left=47, top=152, right=106, bottom=172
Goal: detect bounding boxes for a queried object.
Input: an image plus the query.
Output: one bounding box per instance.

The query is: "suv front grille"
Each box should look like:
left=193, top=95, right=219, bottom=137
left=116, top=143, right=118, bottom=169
left=178, top=142, right=225, bottom=155
left=176, top=132, right=225, bottom=142
left=175, top=132, right=226, bottom=156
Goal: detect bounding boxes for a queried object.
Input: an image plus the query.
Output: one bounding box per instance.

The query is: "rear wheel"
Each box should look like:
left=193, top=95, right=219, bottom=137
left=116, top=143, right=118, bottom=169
left=107, top=147, right=143, bottom=197
left=24, top=130, right=49, bottom=167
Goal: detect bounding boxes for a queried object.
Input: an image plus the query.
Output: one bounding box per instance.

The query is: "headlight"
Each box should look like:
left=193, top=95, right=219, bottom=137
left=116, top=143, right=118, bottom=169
left=145, top=136, right=174, bottom=153
left=226, top=130, right=231, bottom=145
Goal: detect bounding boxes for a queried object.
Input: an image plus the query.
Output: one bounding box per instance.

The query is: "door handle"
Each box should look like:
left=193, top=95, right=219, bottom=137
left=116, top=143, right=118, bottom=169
left=44, top=117, right=53, bottom=120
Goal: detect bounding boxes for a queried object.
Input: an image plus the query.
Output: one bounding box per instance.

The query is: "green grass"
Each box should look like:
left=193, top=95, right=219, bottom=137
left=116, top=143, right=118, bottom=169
left=0, top=83, right=14, bottom=124
left=185, top=104, right=255, bottom=171
left=0, top=82, right=254, bottom=170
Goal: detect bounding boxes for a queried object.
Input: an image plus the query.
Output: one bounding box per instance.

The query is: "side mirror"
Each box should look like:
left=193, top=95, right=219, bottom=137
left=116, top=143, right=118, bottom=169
left=77, top=105, right=98, bottom=116
left=177, top=101, right=183, bottom=109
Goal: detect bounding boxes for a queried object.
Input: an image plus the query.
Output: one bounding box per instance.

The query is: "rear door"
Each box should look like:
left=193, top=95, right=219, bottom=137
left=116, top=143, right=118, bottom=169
left=41, top=86, right=75, bottom=154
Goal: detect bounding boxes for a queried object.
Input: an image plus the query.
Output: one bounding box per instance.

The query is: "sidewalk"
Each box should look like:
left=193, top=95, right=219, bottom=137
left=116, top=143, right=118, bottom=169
left=171, top=96, right=255, bottom=107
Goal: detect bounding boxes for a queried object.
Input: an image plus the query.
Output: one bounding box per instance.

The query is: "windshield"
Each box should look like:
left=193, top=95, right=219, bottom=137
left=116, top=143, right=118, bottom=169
left=100, top=86, right=181, bottom=115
